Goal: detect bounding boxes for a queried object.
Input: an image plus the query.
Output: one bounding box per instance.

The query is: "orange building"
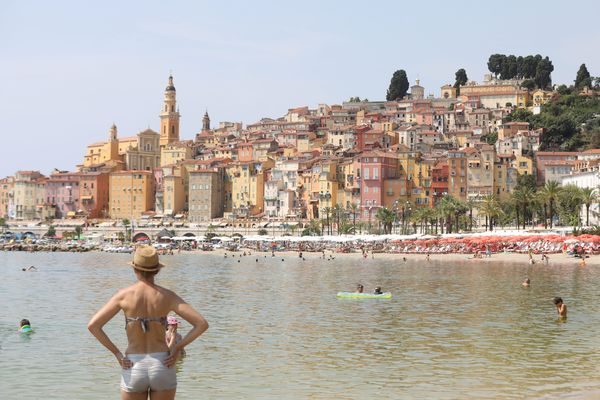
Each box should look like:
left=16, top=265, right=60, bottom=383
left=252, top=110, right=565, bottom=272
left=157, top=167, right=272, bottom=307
left=80, top=171, right=110, bottom=219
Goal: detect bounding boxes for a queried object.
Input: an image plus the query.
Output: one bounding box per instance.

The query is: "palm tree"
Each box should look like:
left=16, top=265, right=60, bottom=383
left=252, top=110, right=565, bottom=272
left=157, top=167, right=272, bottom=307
left=478, top=195, right=502, bottom=231
left=333, top=204, right=344, bottom=235
left=579, top=187, right=597, bottom=226
left=375, top=207, right=395, bottom=234
left=465, top=198, right=477, bottom=231
left=437, top=196, right=455, bottom=233
left=122, top=218, right=131, bottom=241
left=511, top=186, right=535, bottom=230
left=347, top=203, right=359, bottom=234
left=558, top=185, right=584, bottom=228
left=538, top=181, right=562, bottom=229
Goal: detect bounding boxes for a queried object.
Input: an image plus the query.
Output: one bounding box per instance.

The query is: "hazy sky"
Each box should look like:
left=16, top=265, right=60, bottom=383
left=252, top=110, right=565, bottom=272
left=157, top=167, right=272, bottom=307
left=1, top=1, right=598, bottom=177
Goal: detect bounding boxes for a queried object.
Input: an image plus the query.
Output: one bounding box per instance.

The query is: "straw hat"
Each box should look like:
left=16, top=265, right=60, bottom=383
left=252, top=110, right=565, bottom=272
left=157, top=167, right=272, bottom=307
left=130, top=245, right=165, bottom=272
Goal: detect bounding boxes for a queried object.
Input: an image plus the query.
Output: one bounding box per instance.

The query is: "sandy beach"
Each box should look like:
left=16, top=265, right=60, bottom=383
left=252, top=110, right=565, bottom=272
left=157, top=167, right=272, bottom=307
left=208, top=247, right=600, bottom=266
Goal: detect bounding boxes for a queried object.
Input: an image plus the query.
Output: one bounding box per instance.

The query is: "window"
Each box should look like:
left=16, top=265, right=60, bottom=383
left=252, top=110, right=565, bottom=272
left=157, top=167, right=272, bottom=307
left=373, top=168, right=378, bottom=179
left=363, top=168, right=369, bottom=179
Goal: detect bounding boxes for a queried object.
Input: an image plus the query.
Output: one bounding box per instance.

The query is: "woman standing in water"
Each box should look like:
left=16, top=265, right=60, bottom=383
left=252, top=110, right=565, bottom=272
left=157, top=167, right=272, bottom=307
left=88, top=245, right=209, bottom=400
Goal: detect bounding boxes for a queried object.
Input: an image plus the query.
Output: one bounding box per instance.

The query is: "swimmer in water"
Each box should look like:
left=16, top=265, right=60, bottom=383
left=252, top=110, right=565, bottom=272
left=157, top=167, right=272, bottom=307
left=553, top=297, right=567, bottom=319
left=19, top=319, right=33, bottom=333
left=522, top=278, right=530, bottom=287
left=403, top=257, right=407, bottom=262
left=426, top=253, right=430, bottom=261
left=374, top=286, right=383, bottom=295
left=22, top=266, right=37, bottom=271
left=579, top=257, right=587, bottom=267
left=356, top=284, right=364, bottom=293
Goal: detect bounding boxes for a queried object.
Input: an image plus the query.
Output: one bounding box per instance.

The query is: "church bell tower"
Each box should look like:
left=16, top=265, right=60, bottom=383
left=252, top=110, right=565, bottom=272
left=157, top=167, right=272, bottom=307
left=159, top=74, right=181, bottom=147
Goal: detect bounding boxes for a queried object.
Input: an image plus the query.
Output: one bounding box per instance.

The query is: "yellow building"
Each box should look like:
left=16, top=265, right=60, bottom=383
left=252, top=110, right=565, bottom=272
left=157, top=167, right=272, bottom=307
left=229, top=161, right=266, bottom=217
left=83, top=124, right=120, bottom=167
left=161, top=165, right=186, bottom=216
left=83, top=124, right=160, bottom=171
left=160, top=141, right=193, bottom=167
left=159, top=75, right=181, bottom=148
left=514, top=154, right=534, bottom=176
left=109, top=171, right=155, bottom=220
left=532, top=89, right=554, bottom=107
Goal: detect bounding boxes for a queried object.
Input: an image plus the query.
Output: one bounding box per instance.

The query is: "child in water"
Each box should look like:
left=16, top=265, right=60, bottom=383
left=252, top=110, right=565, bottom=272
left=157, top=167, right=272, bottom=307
left=19, top=319, right=33, bottom=333
left=553, top=297, right=567, bottom=319
left=165, top=316, right=186, bottom=357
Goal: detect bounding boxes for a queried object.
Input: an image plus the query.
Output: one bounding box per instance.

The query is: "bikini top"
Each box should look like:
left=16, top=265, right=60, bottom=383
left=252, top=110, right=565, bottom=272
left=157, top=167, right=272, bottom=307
left=125, top=316, right=167, bottom=333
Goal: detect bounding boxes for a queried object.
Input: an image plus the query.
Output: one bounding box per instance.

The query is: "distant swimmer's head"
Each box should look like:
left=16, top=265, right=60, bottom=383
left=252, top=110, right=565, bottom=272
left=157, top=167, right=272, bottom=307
left=356, top=284, right=364, bottom=293
left=20, top=319, right=30, bottom=328
left=374, top=286, right=382, bottom=294
left=130, top=245, right=164, bottom=279
left=553, top=297, right=563, bottom=305
left=524, top=278, right=530, bottom=284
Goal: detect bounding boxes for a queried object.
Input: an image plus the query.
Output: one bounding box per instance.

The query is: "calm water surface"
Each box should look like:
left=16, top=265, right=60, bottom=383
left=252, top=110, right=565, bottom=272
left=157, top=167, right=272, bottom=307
left=1, top=251, right=600, bottom=399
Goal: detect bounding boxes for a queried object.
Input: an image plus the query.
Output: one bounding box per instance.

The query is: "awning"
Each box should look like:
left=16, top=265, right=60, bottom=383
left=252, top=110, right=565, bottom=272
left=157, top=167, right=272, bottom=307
left=174, top=214, right=184, bottom=219
left=67, top=211, right=76, bottom=217
left=140, top=215, right=151, bottom=219
left=81, top=195, right=93, bottom=200
left=219, top=222, right=228, bottom=227
left=164, top=210, right=173, bottom=216
left=153, top=214, right=164, bottom=219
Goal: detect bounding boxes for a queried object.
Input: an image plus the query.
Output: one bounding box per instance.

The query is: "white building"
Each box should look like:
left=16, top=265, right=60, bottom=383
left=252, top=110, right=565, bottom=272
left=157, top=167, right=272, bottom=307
left=562, top=171, right=600, bottom=225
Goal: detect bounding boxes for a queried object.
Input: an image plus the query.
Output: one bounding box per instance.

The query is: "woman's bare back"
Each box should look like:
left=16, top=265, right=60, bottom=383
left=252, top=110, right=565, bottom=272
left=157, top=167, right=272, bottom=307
left=119, top=282, right=177, bottom=354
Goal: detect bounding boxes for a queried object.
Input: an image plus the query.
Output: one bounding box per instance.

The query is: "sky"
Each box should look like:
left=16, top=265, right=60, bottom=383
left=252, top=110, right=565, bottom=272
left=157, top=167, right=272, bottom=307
left=1, top=0, right=599, bottom=177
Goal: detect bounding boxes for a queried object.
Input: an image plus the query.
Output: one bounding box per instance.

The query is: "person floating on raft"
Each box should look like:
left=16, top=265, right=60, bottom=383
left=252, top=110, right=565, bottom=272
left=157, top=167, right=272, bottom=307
left=19, top=319, right=33, bottom=333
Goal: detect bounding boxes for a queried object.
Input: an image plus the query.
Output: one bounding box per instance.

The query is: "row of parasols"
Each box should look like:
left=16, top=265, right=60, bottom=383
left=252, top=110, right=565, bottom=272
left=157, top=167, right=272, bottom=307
left=386, top=234, right=600, bottom=254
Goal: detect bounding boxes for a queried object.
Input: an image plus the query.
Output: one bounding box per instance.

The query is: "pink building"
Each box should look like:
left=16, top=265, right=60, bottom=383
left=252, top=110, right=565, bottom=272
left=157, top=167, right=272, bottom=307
left=359, top=151, right=398, bottom=220
left=45, top=170, right=82, bottom=218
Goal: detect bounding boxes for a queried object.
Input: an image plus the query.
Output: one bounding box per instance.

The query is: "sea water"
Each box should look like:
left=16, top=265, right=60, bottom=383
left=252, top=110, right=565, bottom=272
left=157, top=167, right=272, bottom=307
left=1, top=251, right=599, bottom=399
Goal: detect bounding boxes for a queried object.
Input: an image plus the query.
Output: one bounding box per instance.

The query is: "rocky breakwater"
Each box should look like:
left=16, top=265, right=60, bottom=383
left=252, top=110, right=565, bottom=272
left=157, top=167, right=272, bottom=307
left=0, top=242, right=99, bottom=252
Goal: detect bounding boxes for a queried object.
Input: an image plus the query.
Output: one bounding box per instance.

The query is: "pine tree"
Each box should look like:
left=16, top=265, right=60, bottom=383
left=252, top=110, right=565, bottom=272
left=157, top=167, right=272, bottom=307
left=386, top=70, right=409, bottom=101
left=575, top=63, right=592, bottom=89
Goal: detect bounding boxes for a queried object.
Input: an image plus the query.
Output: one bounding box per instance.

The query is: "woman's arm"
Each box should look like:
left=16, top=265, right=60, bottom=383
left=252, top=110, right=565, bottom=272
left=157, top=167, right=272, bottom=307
left=87, top=290, right=132, bottom=368
left=163, top=294, right=208, bottom=367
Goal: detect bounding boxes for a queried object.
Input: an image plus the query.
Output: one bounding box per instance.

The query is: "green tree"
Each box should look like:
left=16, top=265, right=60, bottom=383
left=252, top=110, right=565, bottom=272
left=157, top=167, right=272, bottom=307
left=521, top=55, right=540, bottom=79
left=575, top=63, right=592, bottom=89
left=122, top=218, right=131, bottom=241
left=500, top=55, right=518, bottom=80
left=0, top=217, right=6, bottom=233
left=74, top=225, right=83, bottom=239
left=557, top=185, right=583, bottom=227
left=478, top=195, right=503, bottom=231
left=257, top=228, right=268, bottom=235
left=454, top=68, right=468, bottom=95
left=579, top=187, right=597, bottom=226
left=487, top=54, right=505, bottom=78
left=386, top=69, right=409, bottom=101
left=347, top=203, right=359, bottom=234
left=538, top=181, right=562, bottom=228
left=534, top=57, right=554, bottom=89
left=375, top=207, right=395, bottom=234
left=46, top=225, right=56, bottom=238
left=511, top=186, right=535, bottom=229
left=520, top=79, right=536, bottom=90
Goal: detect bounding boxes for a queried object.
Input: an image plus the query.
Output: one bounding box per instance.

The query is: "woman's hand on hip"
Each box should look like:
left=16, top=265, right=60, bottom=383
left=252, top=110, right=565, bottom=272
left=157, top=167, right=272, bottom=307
left=116, top=353, right=133, bottom=369
left=164, top=347, right=180, bottom=368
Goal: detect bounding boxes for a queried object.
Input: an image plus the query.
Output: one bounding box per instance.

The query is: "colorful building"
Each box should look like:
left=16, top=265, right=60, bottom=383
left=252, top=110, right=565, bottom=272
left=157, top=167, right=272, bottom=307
left=109, top=171, right=155, bottom=220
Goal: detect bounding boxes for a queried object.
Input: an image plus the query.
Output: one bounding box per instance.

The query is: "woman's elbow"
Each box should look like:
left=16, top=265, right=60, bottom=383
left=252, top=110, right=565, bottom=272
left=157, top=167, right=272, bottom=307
left=199, top=319, right=209, bottom=333
left=87, top=320, right=99, bottom=334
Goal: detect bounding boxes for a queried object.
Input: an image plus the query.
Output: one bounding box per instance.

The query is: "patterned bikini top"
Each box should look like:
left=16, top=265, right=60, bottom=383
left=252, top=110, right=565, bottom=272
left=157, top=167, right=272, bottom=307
left=125, top=316, right=167, bottom=333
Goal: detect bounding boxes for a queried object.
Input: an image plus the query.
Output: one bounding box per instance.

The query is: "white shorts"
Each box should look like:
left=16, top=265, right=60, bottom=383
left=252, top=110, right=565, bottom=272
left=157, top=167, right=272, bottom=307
left=120, top=352, right=177, bottom=392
